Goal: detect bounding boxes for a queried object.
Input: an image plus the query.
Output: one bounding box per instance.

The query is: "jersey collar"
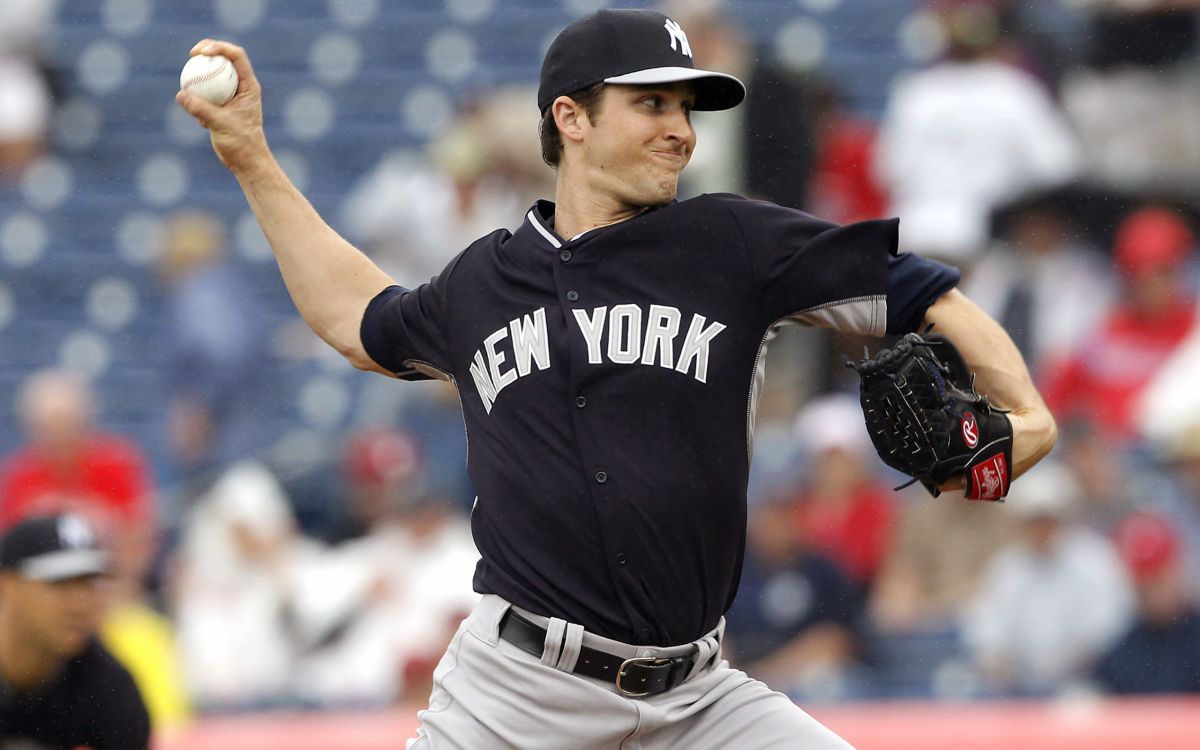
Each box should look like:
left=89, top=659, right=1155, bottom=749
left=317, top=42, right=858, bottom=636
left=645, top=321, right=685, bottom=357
left=521, top=199, right=674, bottom=250
left=523, top=200, right=564, bottom=249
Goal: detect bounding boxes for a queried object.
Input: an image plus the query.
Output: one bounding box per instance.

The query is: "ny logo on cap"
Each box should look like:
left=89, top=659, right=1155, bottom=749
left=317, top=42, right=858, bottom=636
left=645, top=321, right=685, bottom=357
left=58, top=514, right=95, bottom=550
left=664, top=19, right=692, bottom=58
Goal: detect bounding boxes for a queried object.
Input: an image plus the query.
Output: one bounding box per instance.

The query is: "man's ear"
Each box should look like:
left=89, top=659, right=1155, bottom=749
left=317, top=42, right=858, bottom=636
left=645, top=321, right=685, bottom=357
left=552, top=96, right=587, bottom=146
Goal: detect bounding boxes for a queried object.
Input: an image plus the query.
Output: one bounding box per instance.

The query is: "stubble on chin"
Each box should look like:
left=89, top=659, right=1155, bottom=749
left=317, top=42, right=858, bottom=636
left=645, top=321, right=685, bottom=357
left=657, top=176, right=681, bottom=203
left=648, top=167, right=681, bottom=204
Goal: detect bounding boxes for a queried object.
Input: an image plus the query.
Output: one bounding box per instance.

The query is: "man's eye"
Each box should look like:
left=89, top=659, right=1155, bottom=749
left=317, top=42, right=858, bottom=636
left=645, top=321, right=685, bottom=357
left=643, top=96, right=661, bottom=107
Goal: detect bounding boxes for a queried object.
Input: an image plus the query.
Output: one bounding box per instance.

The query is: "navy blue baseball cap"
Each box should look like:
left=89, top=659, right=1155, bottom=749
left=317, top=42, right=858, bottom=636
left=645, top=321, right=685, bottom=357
left=538, top=9, right=746, bottom=114
left=0, top=514, right=109, bottom=581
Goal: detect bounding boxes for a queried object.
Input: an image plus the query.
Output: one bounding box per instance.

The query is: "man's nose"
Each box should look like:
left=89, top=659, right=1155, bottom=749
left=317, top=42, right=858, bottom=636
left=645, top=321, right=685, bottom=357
left=663, top=110, right=694, bottom=145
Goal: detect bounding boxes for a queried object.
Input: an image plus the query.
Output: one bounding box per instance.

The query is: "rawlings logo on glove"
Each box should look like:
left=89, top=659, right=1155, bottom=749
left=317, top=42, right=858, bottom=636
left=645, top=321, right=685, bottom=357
left=847, top=331, right=1013, bottom=501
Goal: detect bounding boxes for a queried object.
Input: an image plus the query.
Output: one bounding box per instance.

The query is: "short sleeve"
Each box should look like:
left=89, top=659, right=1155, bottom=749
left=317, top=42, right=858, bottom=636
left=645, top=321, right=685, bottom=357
left=718, top=195, right=897, bottom=334
left=885, top=252, right=961, bottom=334
left=360, top=281, right=453, bottom=380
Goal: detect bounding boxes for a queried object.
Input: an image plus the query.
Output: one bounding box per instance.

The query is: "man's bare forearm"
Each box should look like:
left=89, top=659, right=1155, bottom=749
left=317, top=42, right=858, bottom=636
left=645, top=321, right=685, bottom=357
left=176, top=39, right=396, bottom=374
left=923, top=288, right=1057, bottom=477
left=233, top=152, right=395, bottom=372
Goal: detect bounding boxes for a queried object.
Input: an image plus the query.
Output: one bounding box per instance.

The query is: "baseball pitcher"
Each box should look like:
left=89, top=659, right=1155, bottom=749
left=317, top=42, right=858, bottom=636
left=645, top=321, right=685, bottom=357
left=176, top=9, right=1056, bottom=749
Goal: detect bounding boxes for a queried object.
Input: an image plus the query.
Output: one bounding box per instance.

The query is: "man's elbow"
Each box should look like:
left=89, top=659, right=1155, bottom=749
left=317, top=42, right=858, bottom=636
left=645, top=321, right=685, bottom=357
left=343, top=347, right=386, bottom=374
left=320, top=315, right=388, bottom=373
left=1038, top=407, right=1059, bottom=462
left=1013, top=402, right=1058, bottom=478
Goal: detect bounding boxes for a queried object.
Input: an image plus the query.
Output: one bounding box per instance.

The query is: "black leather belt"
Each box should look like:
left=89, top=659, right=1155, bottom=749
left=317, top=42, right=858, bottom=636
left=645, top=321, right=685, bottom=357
left=498, top=609, right=696, bottom=697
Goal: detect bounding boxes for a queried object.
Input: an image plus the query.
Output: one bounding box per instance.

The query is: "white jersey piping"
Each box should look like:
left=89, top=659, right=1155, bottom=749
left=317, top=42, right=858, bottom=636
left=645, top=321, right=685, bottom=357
left=526, top=209, right=562, bottom=248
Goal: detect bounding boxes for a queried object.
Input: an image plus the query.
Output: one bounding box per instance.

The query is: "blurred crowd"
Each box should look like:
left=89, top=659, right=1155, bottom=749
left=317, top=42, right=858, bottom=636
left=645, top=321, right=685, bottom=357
left=5, top=0, right=1200, bottom=732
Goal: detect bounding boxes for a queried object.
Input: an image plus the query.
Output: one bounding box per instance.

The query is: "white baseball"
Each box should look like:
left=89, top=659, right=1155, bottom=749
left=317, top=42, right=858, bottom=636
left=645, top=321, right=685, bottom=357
left=179, top=54, right=238, bottom=106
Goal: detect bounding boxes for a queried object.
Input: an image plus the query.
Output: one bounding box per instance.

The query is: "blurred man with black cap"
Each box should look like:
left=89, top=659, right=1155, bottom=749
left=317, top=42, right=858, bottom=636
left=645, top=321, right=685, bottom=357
left=0, top=514, right=149, bottom=749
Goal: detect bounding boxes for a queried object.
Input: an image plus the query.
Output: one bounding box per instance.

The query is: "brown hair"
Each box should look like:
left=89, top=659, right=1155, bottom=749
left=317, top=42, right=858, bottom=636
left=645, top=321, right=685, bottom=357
left=539, top=83, right=606, bottom=168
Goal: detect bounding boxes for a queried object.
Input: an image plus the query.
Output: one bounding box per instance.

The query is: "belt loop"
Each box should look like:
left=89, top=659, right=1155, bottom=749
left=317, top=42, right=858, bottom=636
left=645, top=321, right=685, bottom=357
left=555, top=622, right=585, bottom=673
left=685, top=622, right=723, bottom=681
left=541, top=618, right=568, bottom=669
left=686, top=639, right=713, bottom=681
left=473, top=594, right=509, bottom=646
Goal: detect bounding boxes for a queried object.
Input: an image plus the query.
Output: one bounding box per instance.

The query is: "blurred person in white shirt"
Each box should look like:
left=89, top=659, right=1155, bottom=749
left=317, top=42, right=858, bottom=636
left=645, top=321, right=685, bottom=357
left=0, top=57, right=50, bottom=179
left=961, top=192, right=1114, bottom=376
left=0, top=0, right=56, bottom=180
left=875, top=0, right=1081, bottom=263
left=961, top=461, right=1135, bottom=696
left=170, top=461, right=319, bottom=710
left=288, top=429, right=479, bottom=708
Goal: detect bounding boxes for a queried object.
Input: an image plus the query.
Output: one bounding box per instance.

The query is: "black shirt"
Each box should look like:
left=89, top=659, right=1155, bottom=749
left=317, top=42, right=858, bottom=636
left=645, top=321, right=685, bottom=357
left=0, top=639, right=150, bottom=750
left=361, top=194, right=958, bottom=645
left=1094, top=610, right=1200, bottom=695
left=725, top=551, right=858, bottom=665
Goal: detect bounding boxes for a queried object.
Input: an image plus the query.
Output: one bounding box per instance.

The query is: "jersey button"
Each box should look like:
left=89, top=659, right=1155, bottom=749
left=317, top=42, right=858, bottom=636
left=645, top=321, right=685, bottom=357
left=560, top=250, right=572, bottom=262
left=595, top=471, right=608, bottom=484
left=575, top=396, right=587, bottom=408
left=566, top=290, right=579, bottom=302
left=616, top=552, right=627, bottom=565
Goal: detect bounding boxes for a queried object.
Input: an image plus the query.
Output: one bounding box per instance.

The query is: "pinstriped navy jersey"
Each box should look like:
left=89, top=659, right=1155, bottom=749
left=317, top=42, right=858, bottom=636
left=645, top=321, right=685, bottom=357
left=361, top=193, right=958, bottom=646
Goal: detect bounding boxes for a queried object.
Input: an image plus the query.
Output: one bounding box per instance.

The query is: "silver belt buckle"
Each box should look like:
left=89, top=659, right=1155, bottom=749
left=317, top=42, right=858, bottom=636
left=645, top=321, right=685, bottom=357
left=616, top=656, right=673, bottom=697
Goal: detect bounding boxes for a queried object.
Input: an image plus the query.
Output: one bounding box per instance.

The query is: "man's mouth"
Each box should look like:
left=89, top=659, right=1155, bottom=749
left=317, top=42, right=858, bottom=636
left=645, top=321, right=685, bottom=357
left=651, top=150, right=685, bottom=165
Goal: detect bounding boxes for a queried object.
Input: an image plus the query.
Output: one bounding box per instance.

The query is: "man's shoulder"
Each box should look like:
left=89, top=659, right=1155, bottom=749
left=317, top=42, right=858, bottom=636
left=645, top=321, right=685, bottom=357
left=69, top=639, right=144, bottom=699
left=460, top=225, right=524, bottom=260
left=679, top=192, right=753, bottom=210
left=66, top=640, right=151, bottom=747
left=662, top=193, right=759, bottom=227
left=680, top=192, right=809, bottom=217
left=413, top=227, right=514, bottom=288
left=674, top=193, right=830, bottom=237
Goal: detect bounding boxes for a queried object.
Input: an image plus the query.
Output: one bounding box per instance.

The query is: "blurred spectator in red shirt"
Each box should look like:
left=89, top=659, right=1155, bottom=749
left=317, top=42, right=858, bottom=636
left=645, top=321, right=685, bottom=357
left=0, top=369, right=153, bottom=533
left=1041, top=206, right=1197, bottom=438
left=0, top=369, right=156, bottom=591
left=790, top=394, right=897, bottom=597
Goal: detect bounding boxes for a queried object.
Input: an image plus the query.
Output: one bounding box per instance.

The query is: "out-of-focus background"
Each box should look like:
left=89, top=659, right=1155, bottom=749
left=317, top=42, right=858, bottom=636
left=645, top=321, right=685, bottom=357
left=3, top=0, right=1200, bottom=747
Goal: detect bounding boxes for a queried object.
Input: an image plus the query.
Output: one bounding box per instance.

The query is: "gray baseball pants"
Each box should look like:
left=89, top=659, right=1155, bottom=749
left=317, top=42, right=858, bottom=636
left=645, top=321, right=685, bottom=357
left=406, top=594, right=855, bottom=749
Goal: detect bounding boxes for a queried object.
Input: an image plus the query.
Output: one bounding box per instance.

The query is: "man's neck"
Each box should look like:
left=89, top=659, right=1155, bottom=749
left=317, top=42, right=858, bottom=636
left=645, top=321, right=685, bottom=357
left=551, top=171, right=649, bottom=240
left=0, top=621, right=63, bottom=690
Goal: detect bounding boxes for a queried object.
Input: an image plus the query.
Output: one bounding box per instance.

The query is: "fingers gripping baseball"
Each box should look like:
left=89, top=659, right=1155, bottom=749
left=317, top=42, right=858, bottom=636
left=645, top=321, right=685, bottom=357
left=176, top=40, right=267, bottom=172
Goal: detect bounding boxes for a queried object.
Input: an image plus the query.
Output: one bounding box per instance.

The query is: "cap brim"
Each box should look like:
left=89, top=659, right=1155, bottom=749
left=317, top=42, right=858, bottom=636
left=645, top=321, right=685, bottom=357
left=19, top=549, right=109, bottom=581
left=603, top=66, right=746, bottom=111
